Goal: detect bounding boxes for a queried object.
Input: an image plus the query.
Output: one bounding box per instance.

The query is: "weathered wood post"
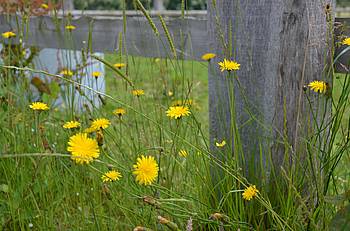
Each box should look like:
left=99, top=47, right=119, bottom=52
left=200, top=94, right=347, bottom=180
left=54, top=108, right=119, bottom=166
left=208, top=0, right=333, bottom=181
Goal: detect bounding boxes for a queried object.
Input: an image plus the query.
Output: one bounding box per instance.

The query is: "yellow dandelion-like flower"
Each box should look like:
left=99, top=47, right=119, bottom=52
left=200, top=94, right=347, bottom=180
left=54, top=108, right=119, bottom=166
left=67, top=133, right=100, bottom=164
left=132, top=89, right=145, bottom=97
left=101, top=170, right=122, bottom=182
left=113, top=108, right=126, bottom=117
left=113, top=63, right=126, bottom=69
left=60, top=69, right=73, bottom=77
left=201, top=53, right=216, bottom=61
left=166, top=106, right=190, bottom=119
left=242, top=185, right=259, bottom=201
left=178, top=150, right=188, bottom=157
left=2, top=31, right=16, bottom=39
left=63, top=121, right=80, bottom=129
left=84, top=127, right=96, bottom=134
left=215, top=140, right=226, bottom=148
left=41, top=3, right=49, bottom=9
left=65, top=25, right=76, bottom=31
left=92, top=71, right=102, bottom=78
left=29, top=102, right=49, bottom=111
left=133, top=155, right=159, bottom=185
left=342, top=37, right=350, bottom=46
left=218, top=59, right=240, bottom=72
left=91, top=118, right=111, bottom=131
left=308, top=80, right=327, bottom=94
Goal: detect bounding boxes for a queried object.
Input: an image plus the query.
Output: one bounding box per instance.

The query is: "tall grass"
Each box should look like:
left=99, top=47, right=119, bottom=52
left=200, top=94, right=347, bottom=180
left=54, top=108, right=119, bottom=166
left=0, top=1, right=349, bottom=230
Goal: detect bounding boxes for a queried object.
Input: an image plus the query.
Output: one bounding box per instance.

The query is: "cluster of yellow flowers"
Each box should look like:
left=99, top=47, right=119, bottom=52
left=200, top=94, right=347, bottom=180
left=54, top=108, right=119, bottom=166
left=52, top=105, right=160, bottom=185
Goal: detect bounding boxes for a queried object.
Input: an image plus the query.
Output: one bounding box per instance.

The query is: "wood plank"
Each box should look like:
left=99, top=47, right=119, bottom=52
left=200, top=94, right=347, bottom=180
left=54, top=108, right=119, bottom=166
left=0, top=13, right=208, bottom=61
left=0, top=12, right=348, bottom=72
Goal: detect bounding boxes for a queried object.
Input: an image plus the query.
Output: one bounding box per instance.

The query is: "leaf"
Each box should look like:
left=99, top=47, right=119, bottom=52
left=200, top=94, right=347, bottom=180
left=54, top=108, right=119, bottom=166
left=329, top=205, right=350, bottom=231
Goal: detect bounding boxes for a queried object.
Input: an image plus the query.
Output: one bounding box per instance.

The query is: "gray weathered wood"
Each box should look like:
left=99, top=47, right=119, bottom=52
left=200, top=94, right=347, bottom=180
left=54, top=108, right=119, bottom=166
left=0, top=11, right=348, bottom=69
left=0, top=13, right=207, bottom=61
left=208, top=0, right=334, bottom=177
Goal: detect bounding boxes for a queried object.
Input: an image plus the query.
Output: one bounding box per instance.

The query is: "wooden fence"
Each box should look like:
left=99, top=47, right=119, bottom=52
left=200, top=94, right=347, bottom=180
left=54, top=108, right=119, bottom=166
left=0, top=10, right=349, bottom=72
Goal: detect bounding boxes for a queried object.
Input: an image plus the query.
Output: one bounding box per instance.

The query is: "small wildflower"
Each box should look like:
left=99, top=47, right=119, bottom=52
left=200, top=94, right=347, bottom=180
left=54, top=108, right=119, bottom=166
left=84, top=127, right=96, bottom=133
left=242, top=185, right=259, bottom=201
left=113, top=63, right=126, bottom=69
left=166, top=106, right=190, bottom=119
left=308, top=80, right=327, bottom=94
left=101, top=170, right=122, bottom=182
left=168, top=90, right=174, bottom=97
left=63, top=121, right=80, bottom=129
left=91, top=118, right=111, bottom=131
left=60, top=69, right=73, bottom=77
left=218, top=59, right=240, bottom=72
left=201, top=53, right=216, bottom=61
left=65, top=25, right=76, bottom=31
left=41, top=3, right=49, bottom=9
left=29, top=102, right=49, bottom=111
left=67, top=133, right=100, bottom=164
left=92, top=71, right=102, bottom=78
left=113, top=108, right=126, bottom=117
left=215, top=140, right=226, bottom=147
left=2, top=31, right=16, bottom=39
left=133, top=155, right=159, bottom=185
left=178, top=150, right=188, bottom=157
left=132, top=89, right=145, bottom=97
left=342, top=37, right=350, bottom=46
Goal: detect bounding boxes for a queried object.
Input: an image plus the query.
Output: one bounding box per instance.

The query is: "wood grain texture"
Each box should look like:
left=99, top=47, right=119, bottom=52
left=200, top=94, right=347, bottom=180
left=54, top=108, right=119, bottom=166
left=0, top=11, right=347, bottom=68
left=0, top=13, right=208, bottom=61
left=207, top=0, right=335, bottom=176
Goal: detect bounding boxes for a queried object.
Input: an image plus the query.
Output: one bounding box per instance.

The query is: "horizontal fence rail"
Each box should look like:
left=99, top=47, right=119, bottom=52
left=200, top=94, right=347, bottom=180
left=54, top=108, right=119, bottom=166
left=0, top=10, right=349, bottom=72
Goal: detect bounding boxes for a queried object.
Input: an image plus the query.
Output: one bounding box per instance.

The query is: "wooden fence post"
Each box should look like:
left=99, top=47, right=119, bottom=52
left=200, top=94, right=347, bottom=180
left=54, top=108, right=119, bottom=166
left=207, top=0, right=334, bottom=180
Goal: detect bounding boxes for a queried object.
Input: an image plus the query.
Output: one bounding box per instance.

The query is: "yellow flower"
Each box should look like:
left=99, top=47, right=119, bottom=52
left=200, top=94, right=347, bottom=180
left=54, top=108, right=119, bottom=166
left=215, top=140, right=226, bottom=147
left=29, top=102, right=49, bottom=111
left=201, top=53, right=216, bottom=61
left=60, top=69, right=73, bottom=77
left=91, top=118, right=111, bottom=131
left=308, top=80, right=327, bottom=94
left=168, top=90, right=174, bottom=97
left=242, top=185, right=259, bottom=201
left=65, top=25, right=76, bottom=31
left=92, top=71, right=102, bottom=78
left=67, top=133, right=100, bottom=164
left=41, top=3, right=49, bottom=9
left=178, top=150, right=188, bottom=157
left=2, top=31, right=16, bottom=39
left=132, top=89, right=145, bottom=97
left=113, top=108, right=126, bottom=117
left=113, top=63, right=126, bottom=69
left=101, top=170, right=122, bottom=182
left=133, top=155, right=159, bottom=185
left=84, top=127, right=96, bottom=134
left=342, top=37, right=350, bottom=46
left=166, top=106, right=190, bottom=119
left=63, top=121, right=80, bottom=129
left=171, top=99, right=193, bottom=107
left=218, top=59, right=240, bottom=72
